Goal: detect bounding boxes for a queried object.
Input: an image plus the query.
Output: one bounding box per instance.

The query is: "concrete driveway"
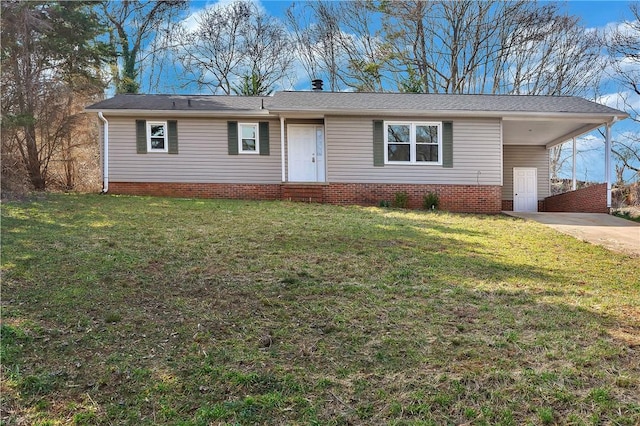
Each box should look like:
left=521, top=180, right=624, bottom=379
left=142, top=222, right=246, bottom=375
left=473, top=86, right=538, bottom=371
left=504, top=212, right=640, bottom=256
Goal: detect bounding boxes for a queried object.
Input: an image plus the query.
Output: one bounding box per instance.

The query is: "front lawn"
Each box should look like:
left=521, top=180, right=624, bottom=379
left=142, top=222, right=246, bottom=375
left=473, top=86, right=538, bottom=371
left=2, top=194, right=639, bottom=425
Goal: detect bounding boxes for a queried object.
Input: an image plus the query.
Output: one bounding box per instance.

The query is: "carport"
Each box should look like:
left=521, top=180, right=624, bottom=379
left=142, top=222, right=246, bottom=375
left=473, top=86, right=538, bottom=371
left=503, top=110, right=628, bottom=213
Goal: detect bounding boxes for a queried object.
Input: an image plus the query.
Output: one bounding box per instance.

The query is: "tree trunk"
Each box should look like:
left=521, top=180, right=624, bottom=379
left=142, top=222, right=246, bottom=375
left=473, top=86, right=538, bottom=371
left=24, top=122, right=45, bottom=190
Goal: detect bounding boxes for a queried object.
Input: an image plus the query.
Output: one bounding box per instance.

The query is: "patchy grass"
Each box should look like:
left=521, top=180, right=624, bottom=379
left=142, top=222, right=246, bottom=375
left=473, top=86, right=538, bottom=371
left=2, top=194, right=639, bottom=425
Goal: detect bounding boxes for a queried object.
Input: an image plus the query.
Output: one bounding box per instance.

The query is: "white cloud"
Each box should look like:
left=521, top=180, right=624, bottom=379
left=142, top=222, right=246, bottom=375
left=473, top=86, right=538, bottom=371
left=178, top=0, right=273, bottom=37
left=596, top=90, right=640, bottom=113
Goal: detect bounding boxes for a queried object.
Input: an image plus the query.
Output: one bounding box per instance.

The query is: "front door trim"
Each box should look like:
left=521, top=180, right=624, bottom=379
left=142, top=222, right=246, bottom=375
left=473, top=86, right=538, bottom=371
left=287, top=124, right=325, bottom=183
left=513, top=167, right=538, bottom=212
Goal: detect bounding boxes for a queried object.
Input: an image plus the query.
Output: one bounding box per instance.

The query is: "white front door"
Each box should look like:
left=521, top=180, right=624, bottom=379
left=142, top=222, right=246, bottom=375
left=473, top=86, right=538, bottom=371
left=513, top=167, right=538, bottom=212
left=288, top=125, right=325, bottom=182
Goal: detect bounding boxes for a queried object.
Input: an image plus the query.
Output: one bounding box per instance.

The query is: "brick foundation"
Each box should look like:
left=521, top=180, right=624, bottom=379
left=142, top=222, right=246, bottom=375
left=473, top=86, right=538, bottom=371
left=109, top=182, right=282, bottom=200
left=322, top=183, right=502, bottom=213
left=109, top=182, right=503, bottom=213
left=543, top=183, right=608, bottom=213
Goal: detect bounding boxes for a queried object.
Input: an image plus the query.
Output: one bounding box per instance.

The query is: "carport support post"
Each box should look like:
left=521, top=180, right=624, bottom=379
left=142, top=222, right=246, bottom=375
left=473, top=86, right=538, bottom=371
left=605, top=123, right=612, bottom=209
left=572, top=137, right=577, bottom=191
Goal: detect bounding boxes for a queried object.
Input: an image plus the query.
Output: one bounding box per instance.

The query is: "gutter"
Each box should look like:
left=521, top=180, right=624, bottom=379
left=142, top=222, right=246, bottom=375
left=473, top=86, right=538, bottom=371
left=85, top=107, right=628, bottom=122
left=97, top=112, right=109, bottom=193
left=267, top=109, right=628, bottom=122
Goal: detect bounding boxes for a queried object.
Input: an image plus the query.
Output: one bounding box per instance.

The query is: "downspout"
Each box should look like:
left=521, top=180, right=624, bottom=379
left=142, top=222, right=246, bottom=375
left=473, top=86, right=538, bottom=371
left=605, top=116, right=618, bottom=210
left=98, top=112, right=109, bottom=193
left=280, top=116, right=285, bottom=182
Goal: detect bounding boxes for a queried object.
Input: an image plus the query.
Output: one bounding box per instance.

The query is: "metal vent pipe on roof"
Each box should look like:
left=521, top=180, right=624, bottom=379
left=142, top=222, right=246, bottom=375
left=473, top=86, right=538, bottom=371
left=312, top=79, right=323, bottom=91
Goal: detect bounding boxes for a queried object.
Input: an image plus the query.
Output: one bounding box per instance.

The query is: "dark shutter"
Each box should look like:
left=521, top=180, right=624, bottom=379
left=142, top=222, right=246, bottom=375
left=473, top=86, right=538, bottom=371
left=373, top=120, right=384, bottom=167
left=228, top=121, right=238, bottom=155
left=136, top=120, right=147, bottom=154
left=259, top=121, right=269, bottom=155
left=168, top=120, right=178, bottom=154
left=442, top=121, right=453, bottom=168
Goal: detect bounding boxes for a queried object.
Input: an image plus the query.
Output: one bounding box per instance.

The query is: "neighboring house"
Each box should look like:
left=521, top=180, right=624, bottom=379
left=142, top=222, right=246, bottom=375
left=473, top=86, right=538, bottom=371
left=86, top=90, right=627, bottom=213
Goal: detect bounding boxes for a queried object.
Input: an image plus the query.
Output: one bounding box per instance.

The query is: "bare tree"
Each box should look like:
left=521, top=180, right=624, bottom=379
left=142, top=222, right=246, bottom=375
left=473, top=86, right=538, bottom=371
left=334, top=1, right=388, bottom=92
left=175, top=1, right=293, bottom=95
left=505, top=9, right=601, bottom=96
left=377, top=1, right=600, bottom=96
left=286, top=1, right=392, bottom=92
left=285, top=3, right=321, bottom=87
left=100, top=0, right=187, bottom=94
left=380, top=0, right=514, bottom=94
left=602, top=3, right=640, bottom=182
left=285, top=1, right=350, bottom=91
left=240, top=4, right=295, bottom=94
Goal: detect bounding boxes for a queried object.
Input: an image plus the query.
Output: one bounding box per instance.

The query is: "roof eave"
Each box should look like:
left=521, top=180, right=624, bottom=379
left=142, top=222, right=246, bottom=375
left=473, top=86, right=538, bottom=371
left=86, top=107, right=628, bottom=122
left=269, top=108, right=627, bottom=121
left=84, top=108, right=271, bottom=117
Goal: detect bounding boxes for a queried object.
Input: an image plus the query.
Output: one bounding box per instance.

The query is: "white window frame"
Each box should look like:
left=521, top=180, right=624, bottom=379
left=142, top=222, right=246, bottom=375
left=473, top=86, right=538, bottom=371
left=384, top=121, right=442, bottom=165
left=147, top=121, right=168, bottom=153
left=238, top=122, right=260, bottom=154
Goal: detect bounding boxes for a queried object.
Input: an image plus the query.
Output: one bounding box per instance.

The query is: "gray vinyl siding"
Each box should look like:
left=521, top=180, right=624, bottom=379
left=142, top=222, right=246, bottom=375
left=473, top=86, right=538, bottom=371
left=106, top=116, right=281, bottom=183
left=324, top=116, right=502, bottom=185
left=502, top=145, right=549, bottom=200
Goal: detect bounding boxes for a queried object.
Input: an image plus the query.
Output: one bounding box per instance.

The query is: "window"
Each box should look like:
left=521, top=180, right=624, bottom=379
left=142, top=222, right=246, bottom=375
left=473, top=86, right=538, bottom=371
left=147, top=121, right=168, bottom=152
left=239, top=123, right=259, bottom=154
left=385, top=121, right=441, bottom=164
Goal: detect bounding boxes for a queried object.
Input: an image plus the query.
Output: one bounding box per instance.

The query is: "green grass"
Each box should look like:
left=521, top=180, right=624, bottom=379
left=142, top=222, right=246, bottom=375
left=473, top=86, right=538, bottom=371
left=2, top=194, right=639, bottom=425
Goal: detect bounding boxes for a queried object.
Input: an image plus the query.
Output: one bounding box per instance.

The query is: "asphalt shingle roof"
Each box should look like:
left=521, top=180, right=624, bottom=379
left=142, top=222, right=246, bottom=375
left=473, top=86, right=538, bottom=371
left=86, top=93, right=266, bottom=111
left=269, top=91, right=623, bottom=115
left=87, top=91, right=625, bottom=117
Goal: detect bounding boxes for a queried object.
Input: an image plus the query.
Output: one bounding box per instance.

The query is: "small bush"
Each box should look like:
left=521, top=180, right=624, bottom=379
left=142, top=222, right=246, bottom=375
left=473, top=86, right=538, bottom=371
left=392, top=192, right=409, bottom=209
left=423, top=192, right=439, bottom=210
left=379, top=200, right=391, bottom=208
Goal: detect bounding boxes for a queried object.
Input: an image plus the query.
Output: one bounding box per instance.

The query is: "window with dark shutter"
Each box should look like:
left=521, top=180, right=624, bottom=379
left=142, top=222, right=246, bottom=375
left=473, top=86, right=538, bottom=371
left=373, top=120, right=384, bottom=167
left=442, top=121, right=453, bottom=168
left=136, top=120, right=178, bottom=154
left=259, top=122, right=269, bottom=156
left=228, top=121, right=239, bottom=155
left=168, top=120, right=178, bottom=154
left=136, top=120, right=147, bottom=154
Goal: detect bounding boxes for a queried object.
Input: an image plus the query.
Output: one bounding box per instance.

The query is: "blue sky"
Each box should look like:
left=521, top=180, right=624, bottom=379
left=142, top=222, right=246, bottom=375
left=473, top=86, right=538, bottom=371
left=565, top=0, right=633, bottom=27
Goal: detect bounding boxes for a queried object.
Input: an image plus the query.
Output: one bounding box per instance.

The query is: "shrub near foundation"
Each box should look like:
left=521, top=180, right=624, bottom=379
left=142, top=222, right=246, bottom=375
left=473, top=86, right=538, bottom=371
left=423, top=191, right=440, bottom=210
left=392, top=191, right=409, bottom=208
